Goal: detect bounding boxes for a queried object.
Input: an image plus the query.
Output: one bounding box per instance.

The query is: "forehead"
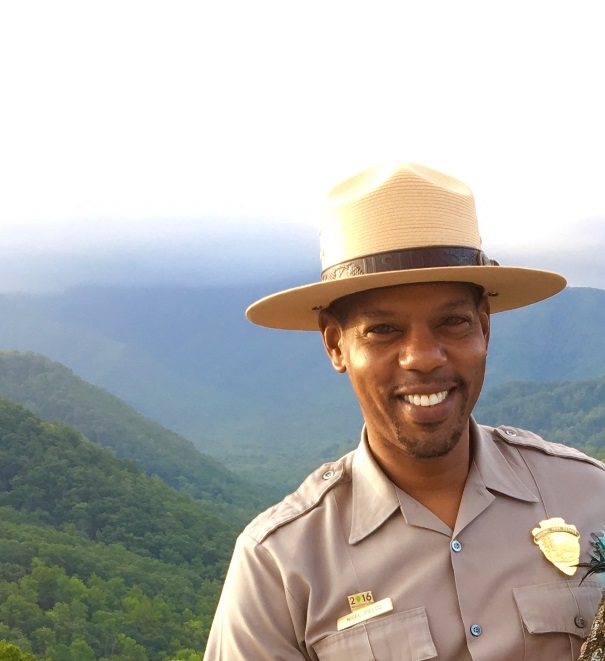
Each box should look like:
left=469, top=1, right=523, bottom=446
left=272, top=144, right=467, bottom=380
left=333, top=282, right=480, bottom=319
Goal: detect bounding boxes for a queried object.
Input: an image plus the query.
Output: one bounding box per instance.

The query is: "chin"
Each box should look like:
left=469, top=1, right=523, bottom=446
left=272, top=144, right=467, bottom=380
left=395, top=422, right=465, bottom=459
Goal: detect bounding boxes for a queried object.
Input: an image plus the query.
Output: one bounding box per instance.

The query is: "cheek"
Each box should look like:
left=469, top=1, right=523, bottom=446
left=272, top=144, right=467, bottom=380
left=345, top=351, right=393, bottom=403
left=446, top=335, right=487, bottom=375
left=463, top=341, right=489, bottom=386
left=345, top=345, right=392, bottom=380
left=345, top=358, right=371, bottom=395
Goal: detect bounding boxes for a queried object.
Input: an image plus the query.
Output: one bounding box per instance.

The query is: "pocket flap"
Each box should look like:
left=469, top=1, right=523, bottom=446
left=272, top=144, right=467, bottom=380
left=514, top=580, right=603, bottom=637
left=313, top=607, right=437, bottom=661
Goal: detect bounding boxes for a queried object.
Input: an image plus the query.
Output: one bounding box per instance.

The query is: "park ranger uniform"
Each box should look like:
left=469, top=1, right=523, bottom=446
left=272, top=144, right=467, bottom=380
left=205, top=420, right=605, bottom=660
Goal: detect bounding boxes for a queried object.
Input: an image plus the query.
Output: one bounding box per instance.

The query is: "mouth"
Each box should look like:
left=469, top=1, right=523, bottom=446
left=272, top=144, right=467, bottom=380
left=402, top=390, right=450, bottom=407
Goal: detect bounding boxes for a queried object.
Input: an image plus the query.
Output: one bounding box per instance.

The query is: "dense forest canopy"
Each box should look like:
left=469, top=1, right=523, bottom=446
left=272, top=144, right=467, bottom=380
left=475, top=376, right=605, bottom=461
left=0, top=351, right=276, bottom=518
left=0, top=397, right=232, bottom=660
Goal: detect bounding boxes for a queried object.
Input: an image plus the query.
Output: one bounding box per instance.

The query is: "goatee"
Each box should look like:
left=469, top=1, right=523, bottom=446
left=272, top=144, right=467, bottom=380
left=388, top=378, right=468, bottom=459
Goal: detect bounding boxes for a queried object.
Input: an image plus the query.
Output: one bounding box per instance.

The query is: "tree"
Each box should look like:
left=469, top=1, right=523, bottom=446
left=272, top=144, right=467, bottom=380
left=0, top=639, right=48, bottom=660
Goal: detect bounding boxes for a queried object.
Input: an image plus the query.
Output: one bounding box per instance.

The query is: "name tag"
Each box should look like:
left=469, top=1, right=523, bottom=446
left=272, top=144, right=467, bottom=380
left=336, top=597, right=394, bottom=631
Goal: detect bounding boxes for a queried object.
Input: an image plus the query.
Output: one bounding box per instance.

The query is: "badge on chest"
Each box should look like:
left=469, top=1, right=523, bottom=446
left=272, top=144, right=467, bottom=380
left=532, top=517, right=580, bottom=576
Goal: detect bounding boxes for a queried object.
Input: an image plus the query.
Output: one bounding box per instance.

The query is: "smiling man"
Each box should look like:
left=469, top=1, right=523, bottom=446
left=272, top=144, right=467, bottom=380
left=205, top=162, right=605, bottom=660
left=321, top=282, right=489, bottom=532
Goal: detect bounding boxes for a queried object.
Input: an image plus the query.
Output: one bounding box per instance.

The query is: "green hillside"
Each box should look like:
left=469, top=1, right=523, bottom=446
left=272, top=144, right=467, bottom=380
left=486, top=286, right=605, bottom=386
left=1, top=285, right=604, bottom=493
left=0, top=396, right=234, bottom=659
left=0, top=351, right=275, bottom=523
left=474, top=374, right=605, bottom=460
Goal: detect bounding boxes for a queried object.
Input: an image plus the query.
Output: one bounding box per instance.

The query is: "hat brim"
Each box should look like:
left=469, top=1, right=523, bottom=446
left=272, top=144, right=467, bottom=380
left=246, top=266, right=567, bottom=330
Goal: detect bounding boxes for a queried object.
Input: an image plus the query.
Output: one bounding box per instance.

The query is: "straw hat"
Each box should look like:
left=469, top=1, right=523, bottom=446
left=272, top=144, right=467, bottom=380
left=246, top=161, right=566, bottom=330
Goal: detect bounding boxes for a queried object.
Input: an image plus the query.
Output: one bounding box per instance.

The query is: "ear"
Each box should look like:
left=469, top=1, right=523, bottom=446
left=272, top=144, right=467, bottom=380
left=318, top=310, right=347, bottom=373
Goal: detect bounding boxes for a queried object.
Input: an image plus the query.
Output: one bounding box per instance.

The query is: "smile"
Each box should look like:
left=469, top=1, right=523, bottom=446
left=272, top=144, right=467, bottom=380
left=403, top=390, right=450, bottom=407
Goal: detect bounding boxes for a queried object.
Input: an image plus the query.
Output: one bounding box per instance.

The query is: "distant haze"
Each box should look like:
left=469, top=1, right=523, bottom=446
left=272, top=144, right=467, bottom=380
left=495, top=217, right=605, bottom=290
left=0, top=220, right=320, bottom=293
left=1, top=216, right=603, bottom=294
left=2, top=3, right=605, bottom=298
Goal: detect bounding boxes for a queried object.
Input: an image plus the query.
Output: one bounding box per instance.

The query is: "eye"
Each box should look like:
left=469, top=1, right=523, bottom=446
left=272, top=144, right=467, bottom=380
left=440, top=315, right=474, bottom=334
left=442, top=315, right=470, bottom=326
left=367, top=324, right=397, bottom=335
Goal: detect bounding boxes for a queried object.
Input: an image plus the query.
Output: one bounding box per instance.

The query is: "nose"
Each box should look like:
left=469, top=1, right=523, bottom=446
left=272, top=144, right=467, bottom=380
left=398, top=327, right=447, bottom=372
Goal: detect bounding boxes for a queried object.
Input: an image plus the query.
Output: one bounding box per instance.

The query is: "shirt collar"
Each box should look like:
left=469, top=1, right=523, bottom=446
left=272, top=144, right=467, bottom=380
left=348, top=419, right=538, bottom=544
left=470, top=418, right=539, bottom=503
left=349, top=429, right=400, bottom=544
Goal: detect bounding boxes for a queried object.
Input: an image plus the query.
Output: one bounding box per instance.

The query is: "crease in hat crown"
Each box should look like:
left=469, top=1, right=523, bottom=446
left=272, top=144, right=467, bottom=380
left=246, top=160, right=567, bottom=331
left=319, top=161, right=481, bottom=272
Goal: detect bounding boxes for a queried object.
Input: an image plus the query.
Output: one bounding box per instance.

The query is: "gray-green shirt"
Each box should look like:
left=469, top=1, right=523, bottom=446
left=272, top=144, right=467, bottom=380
left=205, top=421, right=605, bottom=660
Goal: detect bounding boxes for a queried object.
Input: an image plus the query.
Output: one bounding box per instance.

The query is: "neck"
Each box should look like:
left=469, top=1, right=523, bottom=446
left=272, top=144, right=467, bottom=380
left=368, top=426, right=472, bottom=530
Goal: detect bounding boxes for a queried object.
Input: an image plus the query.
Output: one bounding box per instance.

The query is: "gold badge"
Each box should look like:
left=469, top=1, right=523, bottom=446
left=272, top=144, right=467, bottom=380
left=532, top=517, right=580, bottom=576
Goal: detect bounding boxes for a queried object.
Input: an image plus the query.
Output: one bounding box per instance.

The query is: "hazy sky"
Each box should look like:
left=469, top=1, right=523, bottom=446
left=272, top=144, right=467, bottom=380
left=1, top=1, right=604, bottom=292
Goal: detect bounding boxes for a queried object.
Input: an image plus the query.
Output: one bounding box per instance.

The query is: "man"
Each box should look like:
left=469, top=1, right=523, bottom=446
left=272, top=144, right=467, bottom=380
left=205, top=161, right=605, bottom=660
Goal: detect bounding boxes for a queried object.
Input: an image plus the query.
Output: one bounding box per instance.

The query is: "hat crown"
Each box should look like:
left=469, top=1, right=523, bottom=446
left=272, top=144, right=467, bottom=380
left=319, top=161, right=481, bottom=270
left=246, top=159, right=566, bottom=330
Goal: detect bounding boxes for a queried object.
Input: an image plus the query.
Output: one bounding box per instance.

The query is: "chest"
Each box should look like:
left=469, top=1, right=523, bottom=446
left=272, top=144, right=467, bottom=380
left=273, top=493, right=603, bottom=661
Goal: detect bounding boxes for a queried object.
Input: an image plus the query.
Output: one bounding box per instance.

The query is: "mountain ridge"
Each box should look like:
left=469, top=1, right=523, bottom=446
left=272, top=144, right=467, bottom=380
left=0, top=395, right=236, bottom=658
left=1, top=284, right=604, bottom=492
left=0, top=351, right=275, bottom=524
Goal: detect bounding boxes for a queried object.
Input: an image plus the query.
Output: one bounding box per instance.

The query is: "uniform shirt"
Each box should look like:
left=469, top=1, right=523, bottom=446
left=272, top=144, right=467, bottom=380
left=205, top=421, right=605, bottom=660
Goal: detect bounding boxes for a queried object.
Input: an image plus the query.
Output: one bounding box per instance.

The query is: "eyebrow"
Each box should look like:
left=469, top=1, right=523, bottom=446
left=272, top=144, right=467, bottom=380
left=358, top=308, right=398, bottom=319
left=358, top=298, right=475, bottom=319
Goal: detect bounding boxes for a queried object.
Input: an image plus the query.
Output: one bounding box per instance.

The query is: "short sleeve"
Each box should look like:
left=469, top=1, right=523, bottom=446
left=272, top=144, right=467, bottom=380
left=204, top=533, right=307, bottom=660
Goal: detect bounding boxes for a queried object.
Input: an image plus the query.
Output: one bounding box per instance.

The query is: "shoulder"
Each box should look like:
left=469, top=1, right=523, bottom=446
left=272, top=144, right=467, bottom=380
left=482, top=423, right=605, bottom=471
left=243, top=450, right=355, bottom=544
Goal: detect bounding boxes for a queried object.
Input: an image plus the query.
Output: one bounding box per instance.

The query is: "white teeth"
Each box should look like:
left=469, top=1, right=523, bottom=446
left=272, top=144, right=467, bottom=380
left=404, top=390, right=449, bottom=407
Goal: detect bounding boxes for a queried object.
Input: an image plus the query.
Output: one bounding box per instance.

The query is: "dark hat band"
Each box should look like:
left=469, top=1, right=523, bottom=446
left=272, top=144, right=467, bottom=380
left=321, top=246, right=499, bottom=281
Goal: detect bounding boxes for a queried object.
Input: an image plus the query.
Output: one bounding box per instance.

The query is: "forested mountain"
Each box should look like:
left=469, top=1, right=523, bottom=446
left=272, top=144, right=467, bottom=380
left=0, top=285, right=604, bottom=492
left=0, top=351, right=275, bottom=522
left=1, top=287, right=605, bottom=659
left=1, top=375, right=604, bottom=659
left=0, top=396, right=233, bottom=660
left=0, top=285, right=352, bottom=492
left=485, top=286, right=605, bottom=385
left=474, top=375, right=605, bottom=460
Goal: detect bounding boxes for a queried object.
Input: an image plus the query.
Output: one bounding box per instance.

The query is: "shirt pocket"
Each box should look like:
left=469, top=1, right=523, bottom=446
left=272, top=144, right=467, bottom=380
left=513, top=579, right=603, bottom=660
left=312, top=607, right=437, bottom=661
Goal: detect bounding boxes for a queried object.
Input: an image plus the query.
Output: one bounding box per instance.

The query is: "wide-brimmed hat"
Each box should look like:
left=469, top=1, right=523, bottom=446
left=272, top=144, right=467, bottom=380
left=246, top=161, right=566, bottom=330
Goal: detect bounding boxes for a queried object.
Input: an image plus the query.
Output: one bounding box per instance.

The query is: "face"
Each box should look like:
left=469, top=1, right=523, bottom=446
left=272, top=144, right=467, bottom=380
left=320, top=282, right=490, bottom=462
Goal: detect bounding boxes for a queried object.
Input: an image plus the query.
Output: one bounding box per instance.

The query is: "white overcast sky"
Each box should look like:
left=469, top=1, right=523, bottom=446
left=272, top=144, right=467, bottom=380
left=1, top=1, right=604, bottom=291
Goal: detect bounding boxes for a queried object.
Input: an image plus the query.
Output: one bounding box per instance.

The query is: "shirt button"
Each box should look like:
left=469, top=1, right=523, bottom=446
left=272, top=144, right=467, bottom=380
left=322, top=470, right=335, bottom=480
left=504, top=429, right=517, bottom=436
left=470, top=624, right=482, bottom=637
left=575, top=615, right=587, bottom=628
left=451, top=540, right=462, bottom=553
